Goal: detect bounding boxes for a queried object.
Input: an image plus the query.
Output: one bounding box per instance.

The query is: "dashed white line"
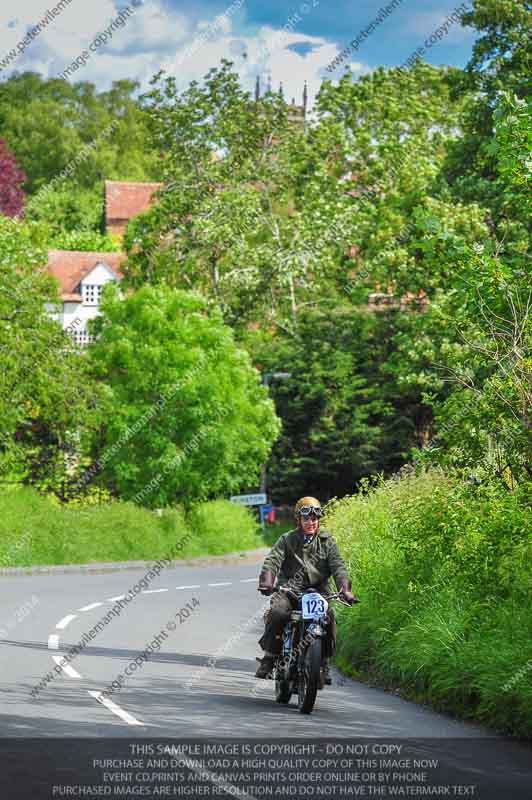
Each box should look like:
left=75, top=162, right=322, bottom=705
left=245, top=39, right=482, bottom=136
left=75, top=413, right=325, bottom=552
left=142, top=588, right=169, bottom=594
left=240, top=578, right=257, bottom=583
left=56, top=614, right=77, bottom=630
left=176, top=584, right=200, bottom=590
left=48, top=634, right=59, bottom=650
left=89, top=691, right=144, bottom=726
left=208, top=582, right=232, bottom=587
left=79, top=602, right=103, bottom=612
left=107, top=595, right=126, bottom=602
left=53, top=655, right=81, bottom=679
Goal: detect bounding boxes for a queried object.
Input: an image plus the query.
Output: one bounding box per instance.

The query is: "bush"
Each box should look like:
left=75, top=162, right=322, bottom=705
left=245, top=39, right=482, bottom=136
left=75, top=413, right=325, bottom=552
left=0, top=488, right=262, bottom=566
left=325, top=470, right=532, bottom=737
left=186, top=499, right=262, bottom=555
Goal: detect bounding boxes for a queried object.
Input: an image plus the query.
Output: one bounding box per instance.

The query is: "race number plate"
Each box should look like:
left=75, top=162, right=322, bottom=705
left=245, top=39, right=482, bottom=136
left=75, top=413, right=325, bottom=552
left=301, top=592, right=328, bottom=619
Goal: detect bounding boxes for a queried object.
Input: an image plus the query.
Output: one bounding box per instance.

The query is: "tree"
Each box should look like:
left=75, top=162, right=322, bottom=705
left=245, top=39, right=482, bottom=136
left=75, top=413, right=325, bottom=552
left=88, top=284, right=281, bottom=506
left=0, top=74, right=161, bottom=194
left=0, top=138, right=26, bottom=216
left=0, top=216, right=101, bottom=490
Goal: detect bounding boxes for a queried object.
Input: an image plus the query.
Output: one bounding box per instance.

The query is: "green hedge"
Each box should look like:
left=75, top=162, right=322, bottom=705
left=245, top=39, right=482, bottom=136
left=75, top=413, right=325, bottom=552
left=0, top=488, right=263, bottom=566
left=326, top=470, right=532, bottom=737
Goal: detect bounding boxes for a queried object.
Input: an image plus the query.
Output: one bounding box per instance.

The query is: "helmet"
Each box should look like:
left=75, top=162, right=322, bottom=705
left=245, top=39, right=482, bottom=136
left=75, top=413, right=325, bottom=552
left=294, top=496, right=322, bottom=521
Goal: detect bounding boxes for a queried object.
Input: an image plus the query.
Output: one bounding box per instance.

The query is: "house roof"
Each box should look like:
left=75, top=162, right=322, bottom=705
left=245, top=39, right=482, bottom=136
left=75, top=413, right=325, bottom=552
left=47, top=250, right=125, bottom=300
left=105, top=180, right=163, bottom=223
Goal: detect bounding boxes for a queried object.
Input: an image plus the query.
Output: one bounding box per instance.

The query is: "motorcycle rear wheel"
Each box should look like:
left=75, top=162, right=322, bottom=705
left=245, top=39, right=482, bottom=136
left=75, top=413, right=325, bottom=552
left=298, top=638, right=321, bottom=714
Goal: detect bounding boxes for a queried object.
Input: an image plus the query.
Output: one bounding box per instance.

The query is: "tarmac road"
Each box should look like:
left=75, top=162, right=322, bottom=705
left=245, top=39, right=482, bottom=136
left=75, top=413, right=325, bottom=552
left=0, top=551, right=530, bottom=798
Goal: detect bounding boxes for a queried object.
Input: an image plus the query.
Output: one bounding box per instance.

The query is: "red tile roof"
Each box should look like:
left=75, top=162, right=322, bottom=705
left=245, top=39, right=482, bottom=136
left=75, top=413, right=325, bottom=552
left=105, top=180, right=163, bottom=223
left=47, top=250, right=125, bottom=300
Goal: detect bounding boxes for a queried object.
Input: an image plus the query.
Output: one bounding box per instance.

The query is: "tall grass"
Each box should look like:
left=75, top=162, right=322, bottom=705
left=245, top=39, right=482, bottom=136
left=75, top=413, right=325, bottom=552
left=326, top=470, right=532, bottom=737
left=0, top=487, right=263, bottom=566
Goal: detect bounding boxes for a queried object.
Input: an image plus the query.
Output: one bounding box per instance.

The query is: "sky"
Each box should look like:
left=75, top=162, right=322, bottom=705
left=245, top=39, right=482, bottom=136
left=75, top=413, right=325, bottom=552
left=0, top=0, right=478, bottom=105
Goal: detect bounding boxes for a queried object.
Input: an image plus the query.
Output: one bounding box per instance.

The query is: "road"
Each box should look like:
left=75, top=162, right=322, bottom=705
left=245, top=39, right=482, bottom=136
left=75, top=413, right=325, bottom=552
left=0, top=552, right=531, bottom=798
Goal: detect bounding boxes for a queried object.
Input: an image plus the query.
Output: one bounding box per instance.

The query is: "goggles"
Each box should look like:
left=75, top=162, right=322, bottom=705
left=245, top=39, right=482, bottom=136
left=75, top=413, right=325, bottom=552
left=297, top=505, right=322, bottom=518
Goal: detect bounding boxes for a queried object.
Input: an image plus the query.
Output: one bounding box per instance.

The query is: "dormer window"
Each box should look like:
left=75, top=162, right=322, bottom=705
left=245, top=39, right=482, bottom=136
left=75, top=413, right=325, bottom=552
left=82, top=284, right=103, bottom=305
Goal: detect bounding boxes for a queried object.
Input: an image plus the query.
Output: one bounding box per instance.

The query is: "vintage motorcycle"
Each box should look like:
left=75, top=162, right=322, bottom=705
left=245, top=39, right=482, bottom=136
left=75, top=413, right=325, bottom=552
left=273, top=585, right=352, bottom=714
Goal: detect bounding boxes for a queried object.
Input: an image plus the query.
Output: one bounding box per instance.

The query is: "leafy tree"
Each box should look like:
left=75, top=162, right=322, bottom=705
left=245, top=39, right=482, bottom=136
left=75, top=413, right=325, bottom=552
left=24, top=184, right=104, bottom=234
left=88, top=284, right=281, bottom=507
left=0, top=216, right=100, bottom=491
left=244, top=308, right=426, bottom=503
left=0, top=74, right=161, bottom=194
left=0, top=139, right=26, bottom=216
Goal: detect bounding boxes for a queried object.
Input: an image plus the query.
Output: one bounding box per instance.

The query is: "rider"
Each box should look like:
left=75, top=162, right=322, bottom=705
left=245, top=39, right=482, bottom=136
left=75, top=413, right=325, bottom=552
left=255, top=495, right=359, bottom=681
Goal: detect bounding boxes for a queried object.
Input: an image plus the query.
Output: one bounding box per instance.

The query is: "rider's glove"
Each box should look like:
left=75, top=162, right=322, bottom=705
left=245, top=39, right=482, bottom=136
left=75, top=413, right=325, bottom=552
left=258, top=568, right=276, bottom=596
left=336, top=577, right=360, bottom=606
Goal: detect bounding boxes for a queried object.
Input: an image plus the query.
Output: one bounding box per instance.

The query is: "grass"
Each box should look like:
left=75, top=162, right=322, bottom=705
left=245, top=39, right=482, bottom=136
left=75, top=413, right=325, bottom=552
left=325, top=470, right=532, bottom=738
left=0, top=487, right=264, bottom=566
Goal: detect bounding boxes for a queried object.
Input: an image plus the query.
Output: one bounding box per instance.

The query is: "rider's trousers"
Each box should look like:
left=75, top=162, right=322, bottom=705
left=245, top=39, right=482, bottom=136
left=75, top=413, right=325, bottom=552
left=258, top=591, right=337, bottom=657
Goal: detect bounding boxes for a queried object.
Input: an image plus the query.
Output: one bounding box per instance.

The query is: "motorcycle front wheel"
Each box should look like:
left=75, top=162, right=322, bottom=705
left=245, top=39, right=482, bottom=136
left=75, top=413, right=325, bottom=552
left=298, top=637, right=321, bottom=714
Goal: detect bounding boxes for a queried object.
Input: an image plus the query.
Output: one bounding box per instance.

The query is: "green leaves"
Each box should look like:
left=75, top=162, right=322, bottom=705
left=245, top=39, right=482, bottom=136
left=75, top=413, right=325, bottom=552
left=89, top=284, right=281, bottom=506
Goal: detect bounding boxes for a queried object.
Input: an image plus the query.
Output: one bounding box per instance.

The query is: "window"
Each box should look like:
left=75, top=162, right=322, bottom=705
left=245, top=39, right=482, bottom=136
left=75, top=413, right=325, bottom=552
left=82, top=284, right=103, bottom=305
left=69, top=327, right=94, bottom=346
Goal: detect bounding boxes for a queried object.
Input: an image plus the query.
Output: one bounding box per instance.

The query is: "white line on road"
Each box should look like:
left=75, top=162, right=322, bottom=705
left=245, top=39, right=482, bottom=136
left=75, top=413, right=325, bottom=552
left=142, top=588, right=169, bottom=594
left=78, top=602, right=103, bottom=611
left=56, top=614, right=77, bottom=630
left=107, top=595, right=126, bottom=602
left=48, top=634, right=59, bottom=650
left=53, top=655, right=81, bottom=679
left=240, top=578, right=257, bottom=583
left=208, top=582, right=232, bottom=587
left=176, top=584, right=200, bottom=590
left=89, top=691, right=144, bottom=726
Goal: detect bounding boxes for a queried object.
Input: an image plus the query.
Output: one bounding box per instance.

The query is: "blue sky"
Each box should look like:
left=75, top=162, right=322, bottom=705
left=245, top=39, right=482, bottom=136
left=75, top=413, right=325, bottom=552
left=0, top=0, right=478, bottom=104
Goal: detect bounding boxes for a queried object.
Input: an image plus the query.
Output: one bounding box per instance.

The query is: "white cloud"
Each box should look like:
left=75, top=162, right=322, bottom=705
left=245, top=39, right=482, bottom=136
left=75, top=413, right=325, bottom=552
left=1, top=0, right=369, bottom=109
left=403, top=9, right=474, bottom=43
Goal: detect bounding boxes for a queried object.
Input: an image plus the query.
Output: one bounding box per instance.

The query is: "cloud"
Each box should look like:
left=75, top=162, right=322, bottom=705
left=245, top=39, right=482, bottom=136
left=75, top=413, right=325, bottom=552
left=402, top=8, right=474, bottom=43
left=0, top=0, right=371, bottom=109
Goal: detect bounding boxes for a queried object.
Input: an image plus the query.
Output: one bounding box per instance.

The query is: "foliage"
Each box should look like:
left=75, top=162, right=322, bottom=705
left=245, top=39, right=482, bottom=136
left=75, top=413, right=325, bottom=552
left=0, top=215, right=100, bottom=487
left=327, top=470, right=532, bottom=736
left=0, top=487, right=262, bottom=565
left=0, top=74, right=161, bottom=194
left=88, top=284, right=281, bottom=507
left=243, top=307, right=427, bottom=503
left=0, top=138, right=26, bottom=216
left=24, top=184, right=105, bottom=234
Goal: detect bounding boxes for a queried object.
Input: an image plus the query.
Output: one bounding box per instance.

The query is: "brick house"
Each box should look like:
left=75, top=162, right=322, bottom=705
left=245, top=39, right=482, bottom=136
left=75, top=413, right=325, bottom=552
left=104, top=180, right=163, bottom=238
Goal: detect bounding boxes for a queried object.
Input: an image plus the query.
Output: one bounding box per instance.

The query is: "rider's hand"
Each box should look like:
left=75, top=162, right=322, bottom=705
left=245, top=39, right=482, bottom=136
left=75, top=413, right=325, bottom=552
left=340, top=590, right=360, bottom=605
left=258, top=568, right=275, bottom=596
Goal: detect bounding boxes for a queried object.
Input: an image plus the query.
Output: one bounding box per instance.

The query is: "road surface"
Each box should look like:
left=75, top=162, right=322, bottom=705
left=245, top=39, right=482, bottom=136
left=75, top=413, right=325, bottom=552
left=0, top=553, right=530, bottom=798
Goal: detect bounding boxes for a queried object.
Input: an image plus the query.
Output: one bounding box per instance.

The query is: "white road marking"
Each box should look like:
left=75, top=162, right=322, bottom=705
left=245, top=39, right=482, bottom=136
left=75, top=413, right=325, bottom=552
left=89, top=691, right=144, bottom=726
left=240, top=578, right=257, bottom=583
left=47, top=634, right=59, bottom=650
left=53, top=655, right=81, bottom=679
left=56, top=614, right=77, bottom=630
left=78, top=602, right=103, bottom=611
left=107, top=595, right=126, bottom=602
left=176, top=584, right=200, bottom=590
left=208, top=582, right=232, bottom=587
left=142, top=588, right=169, bottom=594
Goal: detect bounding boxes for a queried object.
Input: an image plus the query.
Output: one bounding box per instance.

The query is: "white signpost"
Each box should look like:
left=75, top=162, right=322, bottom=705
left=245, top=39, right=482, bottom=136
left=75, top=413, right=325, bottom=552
left=230, top=493, right=267, bottom=506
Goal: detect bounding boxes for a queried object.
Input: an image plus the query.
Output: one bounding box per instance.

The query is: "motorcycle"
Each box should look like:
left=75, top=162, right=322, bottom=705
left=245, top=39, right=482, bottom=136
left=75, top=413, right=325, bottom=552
left=273, top=585, right=352, bottom=714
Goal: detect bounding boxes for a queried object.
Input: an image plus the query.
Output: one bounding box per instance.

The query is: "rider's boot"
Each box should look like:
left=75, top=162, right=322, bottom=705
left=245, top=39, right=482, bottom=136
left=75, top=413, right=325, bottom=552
left=255, top=653, right=276, bottom=679
left=322, top=659, right=332, bottom=685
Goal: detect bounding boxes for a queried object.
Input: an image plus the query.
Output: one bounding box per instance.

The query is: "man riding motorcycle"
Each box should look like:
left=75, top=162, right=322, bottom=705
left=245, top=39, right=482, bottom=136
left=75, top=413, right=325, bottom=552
left=255, top=496, right=359, bottom=681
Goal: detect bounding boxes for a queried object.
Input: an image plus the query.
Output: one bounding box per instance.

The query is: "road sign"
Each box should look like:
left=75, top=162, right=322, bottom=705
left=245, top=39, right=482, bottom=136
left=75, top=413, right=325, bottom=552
left=230, top=493, right=267, bottom=506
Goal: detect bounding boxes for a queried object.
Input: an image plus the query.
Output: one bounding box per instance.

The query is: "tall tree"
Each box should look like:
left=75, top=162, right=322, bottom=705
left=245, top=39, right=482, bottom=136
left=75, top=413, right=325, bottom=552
left=0, top=138, right=26, bottom=216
